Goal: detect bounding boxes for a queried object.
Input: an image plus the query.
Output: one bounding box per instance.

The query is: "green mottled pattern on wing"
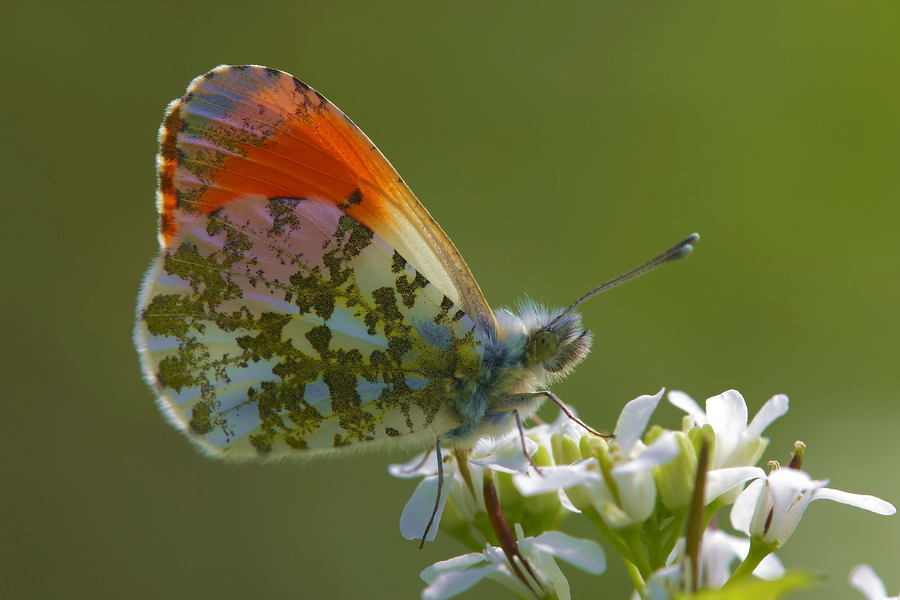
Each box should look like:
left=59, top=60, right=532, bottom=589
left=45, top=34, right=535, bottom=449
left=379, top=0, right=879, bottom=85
left=137, top=196, right=481, bottom=457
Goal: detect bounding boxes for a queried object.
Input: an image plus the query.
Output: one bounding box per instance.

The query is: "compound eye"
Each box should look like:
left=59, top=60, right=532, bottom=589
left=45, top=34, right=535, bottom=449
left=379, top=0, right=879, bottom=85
left=526, top=329, right=559, bottom=363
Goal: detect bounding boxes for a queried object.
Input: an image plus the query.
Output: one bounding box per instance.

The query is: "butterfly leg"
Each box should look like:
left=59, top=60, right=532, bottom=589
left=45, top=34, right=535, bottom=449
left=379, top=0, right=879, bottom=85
left=512, top=409, right=542, bottom=474
left=418, top=436, right=447, bottom=549
left=476, top=399, right=545, bottom=473
left=417, top=426, right=481, bottom=547
left=494, top=392, right=610, bottom=439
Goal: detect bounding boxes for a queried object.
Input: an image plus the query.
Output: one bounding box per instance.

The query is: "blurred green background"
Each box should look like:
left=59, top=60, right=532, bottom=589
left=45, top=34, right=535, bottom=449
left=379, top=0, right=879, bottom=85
left=4, top=1, right=898, bottom=598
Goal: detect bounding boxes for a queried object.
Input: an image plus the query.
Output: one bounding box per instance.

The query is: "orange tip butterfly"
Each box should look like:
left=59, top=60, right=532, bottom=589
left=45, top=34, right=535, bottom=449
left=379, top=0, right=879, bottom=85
left=135, top=65, right=696, bottom=529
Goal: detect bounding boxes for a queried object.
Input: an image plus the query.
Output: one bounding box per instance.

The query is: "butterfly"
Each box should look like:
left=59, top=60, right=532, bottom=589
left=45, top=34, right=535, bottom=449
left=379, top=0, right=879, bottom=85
left=135, top=65, right=696, bottom=535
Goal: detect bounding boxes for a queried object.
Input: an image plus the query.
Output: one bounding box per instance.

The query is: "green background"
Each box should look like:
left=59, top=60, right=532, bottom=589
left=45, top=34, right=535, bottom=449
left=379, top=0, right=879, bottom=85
left=4, top=2, right=898, bottom=599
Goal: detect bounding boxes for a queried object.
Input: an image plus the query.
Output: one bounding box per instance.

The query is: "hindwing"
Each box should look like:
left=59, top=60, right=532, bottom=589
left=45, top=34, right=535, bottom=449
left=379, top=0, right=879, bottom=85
left=137, top=196, right=482, bottom=457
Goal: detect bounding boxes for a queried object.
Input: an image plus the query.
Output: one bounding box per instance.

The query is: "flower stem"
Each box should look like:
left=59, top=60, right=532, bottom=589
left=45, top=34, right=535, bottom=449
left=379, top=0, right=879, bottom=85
left=684, top=431, right=711, bottom=590
left=622, top=525, right=652, bottom=579
left=659, top=510, right=687, bottom=565
left=624, top=559, right=646, bottom=592
left=642, top=508, right=665, bottom=569
left=582, top=505, right=632, bottom=559
left=723, top=536, right=778, bottom=588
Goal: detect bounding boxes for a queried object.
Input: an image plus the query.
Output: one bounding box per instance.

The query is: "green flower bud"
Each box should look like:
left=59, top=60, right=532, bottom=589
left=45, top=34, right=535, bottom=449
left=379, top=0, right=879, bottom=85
left=656, top=430, right=698, bottom=511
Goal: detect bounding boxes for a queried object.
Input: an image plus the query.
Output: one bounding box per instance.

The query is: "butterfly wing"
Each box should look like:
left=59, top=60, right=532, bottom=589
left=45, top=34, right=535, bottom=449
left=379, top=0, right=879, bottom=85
left=156, top=65, right=494, bottom=330
left=137, top=195, right=482, bottom=457
left=136, top=65, right=493, bottom=458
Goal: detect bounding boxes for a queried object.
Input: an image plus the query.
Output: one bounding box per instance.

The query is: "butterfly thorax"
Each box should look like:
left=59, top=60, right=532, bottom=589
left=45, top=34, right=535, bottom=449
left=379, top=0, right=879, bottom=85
left=443, top=301, right=593, bottom=449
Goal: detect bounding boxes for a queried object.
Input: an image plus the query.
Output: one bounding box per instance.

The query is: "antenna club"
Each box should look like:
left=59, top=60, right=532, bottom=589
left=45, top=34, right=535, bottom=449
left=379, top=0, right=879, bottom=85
left=666, top=233, right=699, bottom=262
left=672, top=246, right=694, bottom=260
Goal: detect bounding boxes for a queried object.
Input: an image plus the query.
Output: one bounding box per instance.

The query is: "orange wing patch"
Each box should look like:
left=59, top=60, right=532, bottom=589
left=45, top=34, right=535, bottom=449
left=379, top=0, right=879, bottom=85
left=157, top=65, right=494, bottom=329
left=159, top=67, right=391, bottom=240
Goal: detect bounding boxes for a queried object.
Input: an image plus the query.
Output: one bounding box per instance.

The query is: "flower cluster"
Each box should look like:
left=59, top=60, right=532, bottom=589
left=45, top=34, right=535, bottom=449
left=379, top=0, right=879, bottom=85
left=390, top=390, right=896, bottom=599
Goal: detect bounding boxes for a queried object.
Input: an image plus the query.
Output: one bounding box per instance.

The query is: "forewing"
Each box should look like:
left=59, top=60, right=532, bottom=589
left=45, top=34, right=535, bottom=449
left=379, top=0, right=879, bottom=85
left=157, top=64, right=495, bottom=330
left=136, top=197, right=482, bottom=458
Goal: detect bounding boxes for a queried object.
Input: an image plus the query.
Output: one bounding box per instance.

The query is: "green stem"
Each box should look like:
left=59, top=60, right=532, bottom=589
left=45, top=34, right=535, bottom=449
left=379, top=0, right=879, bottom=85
left=624, top=559, right=646, bottom=593
left=622, top=525, right=652, bottom=580
left=723, top=536, right=778, bottom=588
left=581, top=505, right=632, bottom=559
left=659, top=510, right=687, bottom=564
left=704, top=497, right=725, bottom=524
left=642, top=511, right=664, bottom=570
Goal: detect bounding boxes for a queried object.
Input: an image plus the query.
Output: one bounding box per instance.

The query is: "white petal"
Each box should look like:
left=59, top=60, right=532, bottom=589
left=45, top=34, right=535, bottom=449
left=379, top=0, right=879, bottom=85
left=731, top=479, right=765, bottom=534
left=774, top=495, right=814, bottom=545
left=769, top=467, right=822, bottom=487
left=614, top=389, right=664, bottom=454
left=558, top=488, right=581, bottom=513
left=535, top=552, right=570, bottom=600
left=705, top=466, right=765, bottom=504
left=530, top=531, right=606, bottom=574
left=470, top=437, right=537, bottom=474
left=665, top=538, right=685, bottom=566
left=811, top=488, right=897, bottom=515
left=766, top=470, right=824, bottom=519
left=389, top=451, right=437, bottom=478
left=613, top=432, right=679, bottom=474
left=704, top=528, right=784, bottom=581
left=472, top=434, right=513, bottom=457
left=523, top=424, right=553, bottom=450
left=645, top=564, right=683, bottom=600
left=706, top=390, right=748, bottom=438
left=421, top=564, right=499, bottom=600
left=615, top=469, right=658, bottom=524
left=745, top=394, right=789, bottom=438
left=755, top=553, right=786, bottom=580
left=668, top=390, right=707, bottom=426
left=514, top=462, right=599, bottom=496
left=850, top=564, right=892, bottom=600
left=560, top=418, right=589, bottom=440
left=702, top=530, right=744, bottom=586
left=421, top=553, right=487, bottom=581
left=467, top=546, right=495, bottom=567
left=522, top=406, right=579, bottom=450
left=400, top=474, right=452, bottom=541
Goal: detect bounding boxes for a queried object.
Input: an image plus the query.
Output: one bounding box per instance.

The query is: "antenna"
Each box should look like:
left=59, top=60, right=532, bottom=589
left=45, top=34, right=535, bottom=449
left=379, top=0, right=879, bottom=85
left=548, top=233, right=699, bottom=327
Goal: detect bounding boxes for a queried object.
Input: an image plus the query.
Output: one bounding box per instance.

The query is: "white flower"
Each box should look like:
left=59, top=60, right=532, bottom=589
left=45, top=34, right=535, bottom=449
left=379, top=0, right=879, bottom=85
left=668, top=390, right=788, bottom=470
left=389, top=434, right=536, bottom=541
left=730, top=467, right=896, bottom=547
left=514, top=390, right=680, bottom=529
left=851, top=565, right=900, bottom=600
left=420, top=529, right=605, bottom=600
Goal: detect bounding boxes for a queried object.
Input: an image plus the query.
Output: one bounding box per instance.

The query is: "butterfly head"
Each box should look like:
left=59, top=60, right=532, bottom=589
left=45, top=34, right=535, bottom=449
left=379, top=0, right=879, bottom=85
left=502, top=233, right=700, bottom=381
left=528, top=309, right=594, bottom=376
left=498, top=301, right=593, bottom=380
